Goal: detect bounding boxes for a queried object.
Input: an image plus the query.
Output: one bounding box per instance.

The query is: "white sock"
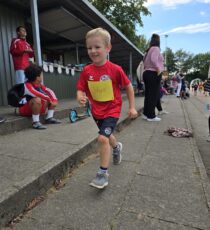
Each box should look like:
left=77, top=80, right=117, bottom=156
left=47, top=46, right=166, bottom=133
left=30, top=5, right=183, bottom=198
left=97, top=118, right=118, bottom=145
left=32, top=114, right=39, bottom=123
left=46, top=110, right=54, bottom=119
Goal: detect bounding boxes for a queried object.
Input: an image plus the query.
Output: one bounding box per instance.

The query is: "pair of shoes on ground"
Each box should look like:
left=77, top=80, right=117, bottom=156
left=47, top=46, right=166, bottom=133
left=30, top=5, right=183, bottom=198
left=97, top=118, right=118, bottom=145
left=142, top=114, right=161, bottom=122
left=89, top=142, right=123, bottom=189
left=33, top=117, right=61, bottom=130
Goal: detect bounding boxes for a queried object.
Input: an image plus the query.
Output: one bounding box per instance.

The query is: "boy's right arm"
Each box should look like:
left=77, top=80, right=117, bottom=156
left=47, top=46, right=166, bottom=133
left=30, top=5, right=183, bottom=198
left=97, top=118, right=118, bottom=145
left=77, top=90, right=88, bottom=106
left=10, top=39, right=25, bottom=56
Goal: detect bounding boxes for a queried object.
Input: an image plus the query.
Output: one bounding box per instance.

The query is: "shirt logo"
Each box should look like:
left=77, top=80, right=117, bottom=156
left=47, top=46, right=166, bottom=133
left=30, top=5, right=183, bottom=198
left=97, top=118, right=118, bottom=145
left=100, top=75, right=110, bottom=81
left=89, top=76, right=94, bottom=80
left=104, top=127, right=112, bottom=136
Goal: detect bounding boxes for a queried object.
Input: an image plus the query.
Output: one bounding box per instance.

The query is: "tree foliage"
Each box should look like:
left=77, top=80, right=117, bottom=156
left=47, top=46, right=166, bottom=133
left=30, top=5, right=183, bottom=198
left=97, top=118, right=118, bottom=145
left=89, top=0, right=150, bottom=46
left=135, top=34, right=148, bottom=54
left=163, top=48, right=176, bottom=73
left=186, top=53, right=210, bottom=81
left=165, top=49, right=210, bottom=82
left=88, top=1, right=209, bottom=80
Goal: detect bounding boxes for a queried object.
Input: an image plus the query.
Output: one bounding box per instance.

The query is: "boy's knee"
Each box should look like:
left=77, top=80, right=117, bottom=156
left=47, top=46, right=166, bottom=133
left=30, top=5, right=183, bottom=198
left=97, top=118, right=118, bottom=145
left=98, top=135, right=109, bottom=144
left=32, top=97, right=42, bottom=105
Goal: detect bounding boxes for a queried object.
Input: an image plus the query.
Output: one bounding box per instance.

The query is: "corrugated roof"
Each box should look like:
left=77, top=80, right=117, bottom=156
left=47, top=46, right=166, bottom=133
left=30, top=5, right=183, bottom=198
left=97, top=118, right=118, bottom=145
left=1, top=0, right=144, bottom=70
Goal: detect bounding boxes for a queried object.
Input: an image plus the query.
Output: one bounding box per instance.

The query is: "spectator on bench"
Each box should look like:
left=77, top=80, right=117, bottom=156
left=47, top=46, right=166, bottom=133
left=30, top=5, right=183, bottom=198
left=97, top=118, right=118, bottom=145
left=19, top=64, right=61, bottom=129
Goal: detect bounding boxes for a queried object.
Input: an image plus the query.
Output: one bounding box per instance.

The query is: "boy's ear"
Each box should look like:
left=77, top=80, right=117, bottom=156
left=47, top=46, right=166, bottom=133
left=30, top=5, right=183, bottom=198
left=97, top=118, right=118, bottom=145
left=107, top=43, right=112, bottom=52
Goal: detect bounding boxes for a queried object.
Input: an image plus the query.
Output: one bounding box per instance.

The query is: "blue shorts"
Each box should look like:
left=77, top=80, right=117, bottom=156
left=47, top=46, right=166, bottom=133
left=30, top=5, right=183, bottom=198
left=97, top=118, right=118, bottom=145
left=94, top=117, right=119, bottom=137
left=15, top=70, right=27, bottom=84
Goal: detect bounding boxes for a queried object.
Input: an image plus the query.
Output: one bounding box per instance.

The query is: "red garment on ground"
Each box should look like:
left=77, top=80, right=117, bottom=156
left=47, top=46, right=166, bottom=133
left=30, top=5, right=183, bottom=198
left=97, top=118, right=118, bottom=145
left=77, top=61, right=130, bottom=119
left=10, top=38, right=34, bottom=70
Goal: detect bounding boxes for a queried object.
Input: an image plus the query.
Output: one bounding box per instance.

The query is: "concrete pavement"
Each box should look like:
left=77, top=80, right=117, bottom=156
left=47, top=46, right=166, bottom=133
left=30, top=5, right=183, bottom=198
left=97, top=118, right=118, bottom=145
left=0, top=96, right=142, bottom=229
left=1, top=95, right=210, bottom=230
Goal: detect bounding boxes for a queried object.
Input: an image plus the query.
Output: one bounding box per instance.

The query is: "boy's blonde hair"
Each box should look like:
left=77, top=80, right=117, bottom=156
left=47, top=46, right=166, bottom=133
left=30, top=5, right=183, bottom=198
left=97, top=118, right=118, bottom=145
left=86, top=28, right=111, bottom=46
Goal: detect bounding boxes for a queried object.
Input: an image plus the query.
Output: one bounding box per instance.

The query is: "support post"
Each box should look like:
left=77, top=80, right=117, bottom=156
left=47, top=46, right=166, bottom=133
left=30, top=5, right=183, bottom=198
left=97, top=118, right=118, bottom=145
left=30, top=0, right=42, bottom=66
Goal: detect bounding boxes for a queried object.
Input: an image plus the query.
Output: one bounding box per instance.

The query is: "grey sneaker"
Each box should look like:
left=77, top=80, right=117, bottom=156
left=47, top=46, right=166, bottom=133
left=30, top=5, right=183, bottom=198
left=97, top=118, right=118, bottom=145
left=45, top=117, right=61, bottom=124
left=113, top=142, right=123, bottom=165
left=33, top=121, right=47, bottom=130
left=89, top=172, right=109, bottom=189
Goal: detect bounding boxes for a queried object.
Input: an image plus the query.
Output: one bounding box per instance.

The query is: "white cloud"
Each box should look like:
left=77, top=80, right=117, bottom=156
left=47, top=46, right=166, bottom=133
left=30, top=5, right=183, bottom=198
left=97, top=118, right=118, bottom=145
left=200, top=11, right=207, bottom=16
left=161, top=23, right=210, bottom=34
left=146, top=0, right=210, bottom=7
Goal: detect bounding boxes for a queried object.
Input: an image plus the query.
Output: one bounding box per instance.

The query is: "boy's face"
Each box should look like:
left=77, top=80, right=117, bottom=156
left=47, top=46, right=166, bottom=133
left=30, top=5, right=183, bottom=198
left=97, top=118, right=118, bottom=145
left=86, top=35, right=111, bottom=66
left=17, top=27, right=27, bottom=39
left=37, top=72, right=43, bottom=83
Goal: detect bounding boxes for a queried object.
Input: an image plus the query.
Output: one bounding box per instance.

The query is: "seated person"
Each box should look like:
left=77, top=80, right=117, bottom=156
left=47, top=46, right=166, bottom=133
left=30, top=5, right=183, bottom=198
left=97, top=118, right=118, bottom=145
left=19, top=64, right=61, bottom=129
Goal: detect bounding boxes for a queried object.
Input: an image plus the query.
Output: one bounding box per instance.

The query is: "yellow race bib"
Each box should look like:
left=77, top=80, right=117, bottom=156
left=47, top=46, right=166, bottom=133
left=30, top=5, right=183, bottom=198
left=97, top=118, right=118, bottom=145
left=88, top=80, right=114, bottom=102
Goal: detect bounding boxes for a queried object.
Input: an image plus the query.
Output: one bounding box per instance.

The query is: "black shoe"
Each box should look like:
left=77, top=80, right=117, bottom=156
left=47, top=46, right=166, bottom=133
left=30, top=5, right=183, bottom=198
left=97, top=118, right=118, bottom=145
left=0, top=116, right=6, bottom=124
left=45, top=117, right=61, bottom=124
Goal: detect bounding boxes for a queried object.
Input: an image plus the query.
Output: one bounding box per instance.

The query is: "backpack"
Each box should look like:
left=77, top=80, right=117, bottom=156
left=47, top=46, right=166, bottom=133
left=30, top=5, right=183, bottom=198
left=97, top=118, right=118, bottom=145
left=7, top=83, right=25, bottom=107
left=136, top=61, right=144, bottom=82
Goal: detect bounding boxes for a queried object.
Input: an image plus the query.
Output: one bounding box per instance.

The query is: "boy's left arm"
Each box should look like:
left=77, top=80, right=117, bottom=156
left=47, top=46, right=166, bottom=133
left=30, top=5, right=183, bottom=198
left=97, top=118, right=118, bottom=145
left=125, top=83, right=138, bottom=118
left=42, top=85, right=58, bottom=105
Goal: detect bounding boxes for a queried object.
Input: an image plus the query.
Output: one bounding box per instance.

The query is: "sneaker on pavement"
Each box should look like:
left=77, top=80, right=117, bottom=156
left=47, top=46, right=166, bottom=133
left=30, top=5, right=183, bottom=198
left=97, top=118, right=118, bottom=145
left=141, top=114, right=148, bottom=120
left=89, top=172, right=109, bottom=189
left=147, top=116, right=161, bottom=122
left=0, top=116, right=6, bottom=124
left=207, top=135, right=210, bottom=142
left=113, top=142, right=123, bottom=165
left=33, top=121, right=47, bottom=130
left=45, top=117, right=61, bottom=124
left=158, top=110, right=169, bottom=115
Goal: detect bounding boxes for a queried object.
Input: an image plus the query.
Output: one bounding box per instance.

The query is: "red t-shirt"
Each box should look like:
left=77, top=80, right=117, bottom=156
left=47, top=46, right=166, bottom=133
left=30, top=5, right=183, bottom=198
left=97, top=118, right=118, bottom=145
left=77, top=61, right=130, bottom=119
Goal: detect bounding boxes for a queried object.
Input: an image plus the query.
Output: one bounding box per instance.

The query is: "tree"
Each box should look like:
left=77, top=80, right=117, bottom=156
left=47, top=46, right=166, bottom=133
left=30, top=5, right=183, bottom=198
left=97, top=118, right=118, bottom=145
left=174, top=49, right=193, bottom=72
left=162, top=48, right=176, bottom=73
left=186, top=53, right=210, bottom=81
left=89, top=0, right=150, bottom=46
left=135, top=34, right=148, bottom=53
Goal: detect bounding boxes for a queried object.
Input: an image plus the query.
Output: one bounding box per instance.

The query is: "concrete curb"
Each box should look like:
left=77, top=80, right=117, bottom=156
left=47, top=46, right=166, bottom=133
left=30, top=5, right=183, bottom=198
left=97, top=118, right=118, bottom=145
left=0, top=107, right=71, bottom=136
left=180, top=99, right=210, bottom=210
left=0, top=106, right=142, bottom=229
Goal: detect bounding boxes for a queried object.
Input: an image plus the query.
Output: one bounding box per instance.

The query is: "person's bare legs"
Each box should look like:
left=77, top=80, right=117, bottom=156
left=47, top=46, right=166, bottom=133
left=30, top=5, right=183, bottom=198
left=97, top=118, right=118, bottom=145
left=29, top=97, right=43, bottom=115
left=109, top=134, right=117, bottom=148
left=98, top=134, right=111, bottom=168
left=29, top=97, right=47, bottom=129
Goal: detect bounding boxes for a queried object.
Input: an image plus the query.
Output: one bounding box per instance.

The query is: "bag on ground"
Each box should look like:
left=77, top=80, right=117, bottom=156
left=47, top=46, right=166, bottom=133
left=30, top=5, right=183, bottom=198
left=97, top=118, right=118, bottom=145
left=136, top=61, right=144, bottom=82
left=7, top=83, right=25, bottom=107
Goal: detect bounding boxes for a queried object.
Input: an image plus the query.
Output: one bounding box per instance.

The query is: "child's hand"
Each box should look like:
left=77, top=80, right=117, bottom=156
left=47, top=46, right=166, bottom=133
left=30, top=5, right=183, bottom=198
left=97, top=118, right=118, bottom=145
left=78, top=95, right=88, bottom=106
left=50, top=101, right=58, bottom=107
left=128, top=108, right=138, bottom=119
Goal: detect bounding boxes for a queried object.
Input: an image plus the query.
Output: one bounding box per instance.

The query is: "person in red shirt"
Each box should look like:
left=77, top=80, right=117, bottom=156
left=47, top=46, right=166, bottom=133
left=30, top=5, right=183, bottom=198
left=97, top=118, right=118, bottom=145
left=77, top=28, right=138, bottom=189
left=19, top=64, right=61, bottom=129
left=10, top=26, right=34, bottom=84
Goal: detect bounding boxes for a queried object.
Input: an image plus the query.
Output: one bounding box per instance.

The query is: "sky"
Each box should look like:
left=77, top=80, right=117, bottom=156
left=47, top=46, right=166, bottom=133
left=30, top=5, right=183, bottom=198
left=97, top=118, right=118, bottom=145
left=137, top=0, right=210, bottom=54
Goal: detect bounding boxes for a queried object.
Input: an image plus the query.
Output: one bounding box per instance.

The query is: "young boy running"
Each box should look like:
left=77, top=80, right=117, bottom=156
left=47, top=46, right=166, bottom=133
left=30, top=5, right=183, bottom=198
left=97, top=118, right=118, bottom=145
left=77, top=28, right=138, bottom=189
